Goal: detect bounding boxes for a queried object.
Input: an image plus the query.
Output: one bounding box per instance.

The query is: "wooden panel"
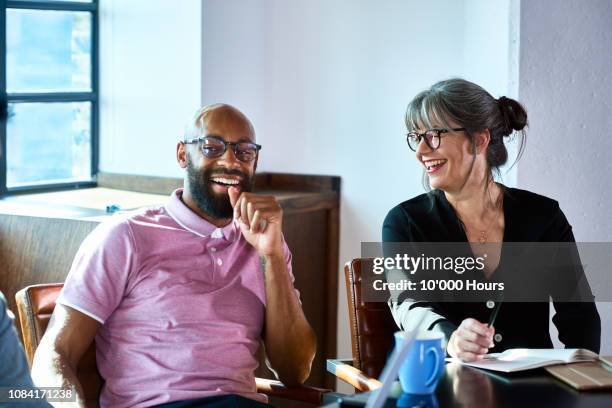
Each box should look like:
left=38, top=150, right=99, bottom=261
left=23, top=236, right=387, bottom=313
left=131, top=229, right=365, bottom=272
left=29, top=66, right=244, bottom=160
left=0, top=214, right=99, bottom=339
left=254, top=209, right=335, bottom=390
left=285, top=210, right=328, bottom=387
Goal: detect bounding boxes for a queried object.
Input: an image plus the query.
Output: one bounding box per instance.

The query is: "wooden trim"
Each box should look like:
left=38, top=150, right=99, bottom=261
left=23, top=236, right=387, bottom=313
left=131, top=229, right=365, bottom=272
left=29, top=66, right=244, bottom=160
left=345, top=260, right=362, bottom=371
left=326, top=358, right=382, bottom=392
left=324, top=207, right=340, bottom=388
left=254, top=173, right=341, bottom=193
left=97, top=172, right=182, bottom=195
left=99, top=171, right=341, bottom=196
left=255, top=378, right=331, bottom=404
left=15, top=288, right=36, bottom=366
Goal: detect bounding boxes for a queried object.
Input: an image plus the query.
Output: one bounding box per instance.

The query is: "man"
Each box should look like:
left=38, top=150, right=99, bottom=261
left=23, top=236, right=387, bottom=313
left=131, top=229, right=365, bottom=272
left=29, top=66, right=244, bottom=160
left=32, top=104, right=316, bottom=407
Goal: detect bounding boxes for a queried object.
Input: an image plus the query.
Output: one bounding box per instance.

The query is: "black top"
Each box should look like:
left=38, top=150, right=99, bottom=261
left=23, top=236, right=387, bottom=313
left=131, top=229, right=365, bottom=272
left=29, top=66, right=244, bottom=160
left=382, top=187, right=601, bottom=353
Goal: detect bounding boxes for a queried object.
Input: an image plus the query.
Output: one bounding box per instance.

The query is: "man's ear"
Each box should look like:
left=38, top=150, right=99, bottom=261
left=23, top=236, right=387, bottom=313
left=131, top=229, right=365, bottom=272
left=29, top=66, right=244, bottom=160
left=474, top=129, right=491, bottom=155
left=177, top=141, right=188, bottom=169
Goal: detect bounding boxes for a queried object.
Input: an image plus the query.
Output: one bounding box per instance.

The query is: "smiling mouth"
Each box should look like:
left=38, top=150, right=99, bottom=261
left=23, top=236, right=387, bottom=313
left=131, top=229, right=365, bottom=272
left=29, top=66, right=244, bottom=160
left=424, top=159, right=447, bottom=173
left=210, top=177, right=241, bottom=187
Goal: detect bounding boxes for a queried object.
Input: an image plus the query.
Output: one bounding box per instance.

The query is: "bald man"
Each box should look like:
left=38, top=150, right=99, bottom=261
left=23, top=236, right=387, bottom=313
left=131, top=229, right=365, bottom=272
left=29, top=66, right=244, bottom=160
left=32, top=105, right=316, bottom=408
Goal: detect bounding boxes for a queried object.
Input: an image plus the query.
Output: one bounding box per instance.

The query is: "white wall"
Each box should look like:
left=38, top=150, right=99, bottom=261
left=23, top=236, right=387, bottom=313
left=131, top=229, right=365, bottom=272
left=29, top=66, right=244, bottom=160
left=517, top=0, right=612, bottom=354
left=99, top=0, right=202, bottom=177
left=463, top=0, right=521, bottom=186
left=200, top=0, right=267, bottom=131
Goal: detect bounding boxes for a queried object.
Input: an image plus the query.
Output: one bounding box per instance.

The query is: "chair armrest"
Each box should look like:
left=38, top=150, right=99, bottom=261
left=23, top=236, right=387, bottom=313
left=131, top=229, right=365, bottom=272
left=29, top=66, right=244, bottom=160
left=255, top=377, right=331, bottom=404
left=326, top=359, right=382, bottom=392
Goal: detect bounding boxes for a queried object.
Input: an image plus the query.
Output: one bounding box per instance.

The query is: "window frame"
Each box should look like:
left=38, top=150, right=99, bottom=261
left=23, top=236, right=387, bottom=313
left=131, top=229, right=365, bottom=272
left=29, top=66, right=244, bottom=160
left=0, top=0, right=99, bottom=196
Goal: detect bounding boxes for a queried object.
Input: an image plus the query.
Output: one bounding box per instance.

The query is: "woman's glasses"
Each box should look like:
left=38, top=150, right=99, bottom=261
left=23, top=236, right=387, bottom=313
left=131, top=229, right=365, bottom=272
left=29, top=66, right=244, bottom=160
left=406, top=128, right=466, bottom=152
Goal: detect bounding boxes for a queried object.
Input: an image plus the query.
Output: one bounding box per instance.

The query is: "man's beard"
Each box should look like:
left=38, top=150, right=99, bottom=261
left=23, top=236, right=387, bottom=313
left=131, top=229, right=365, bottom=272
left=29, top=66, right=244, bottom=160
left=186, top=158, right=253, bottom=219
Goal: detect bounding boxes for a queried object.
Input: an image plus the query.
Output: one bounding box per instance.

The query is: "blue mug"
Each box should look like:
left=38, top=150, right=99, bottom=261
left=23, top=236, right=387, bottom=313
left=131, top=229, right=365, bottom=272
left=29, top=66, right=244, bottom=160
left=396, top=392, right=439, bottom=408
left=394, top=331, right=445, bottom=394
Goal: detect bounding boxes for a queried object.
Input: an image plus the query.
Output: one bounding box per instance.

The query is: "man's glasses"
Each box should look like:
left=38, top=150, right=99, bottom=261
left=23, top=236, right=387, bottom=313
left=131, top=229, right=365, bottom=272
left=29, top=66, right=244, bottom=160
left=183, top=135, right=262, bottom=162
left=406, top=128, right=466, bottom=152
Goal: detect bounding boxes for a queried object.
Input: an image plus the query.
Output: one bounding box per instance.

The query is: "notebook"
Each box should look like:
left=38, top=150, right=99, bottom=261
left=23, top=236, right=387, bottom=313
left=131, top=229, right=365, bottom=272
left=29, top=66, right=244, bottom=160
left=545, top=358, right=612, bottom=390
left=448, top=348, right=599, bottom=373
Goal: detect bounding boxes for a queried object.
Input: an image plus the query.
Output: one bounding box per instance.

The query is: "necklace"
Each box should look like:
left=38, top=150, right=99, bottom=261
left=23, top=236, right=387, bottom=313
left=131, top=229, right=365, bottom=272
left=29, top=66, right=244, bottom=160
left=449, top=184, right=504, bottom=244
left=460, top=209, right=500, bottom=244
left=477, top=216, right=496, bottom=244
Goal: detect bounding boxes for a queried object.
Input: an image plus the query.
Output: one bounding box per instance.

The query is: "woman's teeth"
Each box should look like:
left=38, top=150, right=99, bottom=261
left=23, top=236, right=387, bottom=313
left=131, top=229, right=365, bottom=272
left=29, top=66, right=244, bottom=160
left=211, top=177, right=240, bottom=186
left=425, top=159, right=447, bottom=171
left=425, top=159, right=446, bottom=169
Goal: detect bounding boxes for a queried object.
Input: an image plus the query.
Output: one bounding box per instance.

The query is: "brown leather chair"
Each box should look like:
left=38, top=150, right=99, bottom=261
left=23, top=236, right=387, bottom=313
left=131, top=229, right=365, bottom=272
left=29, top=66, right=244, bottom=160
left=328, top=259, right=398, bottom=392
left=15, top=283, right=102, bottom=407
left=15, top=283, right=330, bottom=407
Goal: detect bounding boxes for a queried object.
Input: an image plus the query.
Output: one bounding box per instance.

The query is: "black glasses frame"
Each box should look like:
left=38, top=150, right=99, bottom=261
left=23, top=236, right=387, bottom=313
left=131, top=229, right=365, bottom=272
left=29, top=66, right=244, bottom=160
left=183, top=135, right=262, bottom=162
left=406, top=127, right=467, bottom=152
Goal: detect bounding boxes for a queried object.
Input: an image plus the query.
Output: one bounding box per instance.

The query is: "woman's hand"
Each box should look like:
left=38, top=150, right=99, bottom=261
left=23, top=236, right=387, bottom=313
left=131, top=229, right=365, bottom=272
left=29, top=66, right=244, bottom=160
left=447, top=318, right=494, bottom=361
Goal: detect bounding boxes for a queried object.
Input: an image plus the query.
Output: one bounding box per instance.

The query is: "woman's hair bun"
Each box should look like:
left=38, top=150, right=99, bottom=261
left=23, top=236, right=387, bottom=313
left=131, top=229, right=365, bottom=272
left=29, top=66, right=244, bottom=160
left=498, top=96, right=528, bottom=135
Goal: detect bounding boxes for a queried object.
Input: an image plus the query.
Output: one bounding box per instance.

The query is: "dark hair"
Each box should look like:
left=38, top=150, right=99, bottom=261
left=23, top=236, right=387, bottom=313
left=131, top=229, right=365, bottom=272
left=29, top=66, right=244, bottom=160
left=405, top=78, right=528, bottom=189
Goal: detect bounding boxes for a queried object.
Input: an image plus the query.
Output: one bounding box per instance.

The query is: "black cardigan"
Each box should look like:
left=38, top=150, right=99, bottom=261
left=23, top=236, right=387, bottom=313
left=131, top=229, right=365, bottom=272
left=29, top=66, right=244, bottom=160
left=382, top=187, right=601, bottom=353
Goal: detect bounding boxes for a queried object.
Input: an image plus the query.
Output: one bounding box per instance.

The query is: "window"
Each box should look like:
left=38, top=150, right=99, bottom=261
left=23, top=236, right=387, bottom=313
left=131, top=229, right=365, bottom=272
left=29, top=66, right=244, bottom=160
left=1, top=0, right=98, bottom=195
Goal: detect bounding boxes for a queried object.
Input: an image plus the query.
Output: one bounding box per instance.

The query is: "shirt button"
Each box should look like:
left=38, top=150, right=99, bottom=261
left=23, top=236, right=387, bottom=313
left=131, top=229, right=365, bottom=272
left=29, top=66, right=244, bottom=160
left=494, top=333, right=503, bottom=342
left=216, top=258, right=223, bottom=266
left=210, top=247, right=216, bottom=252
left=486, top=300, right=495, bottom=309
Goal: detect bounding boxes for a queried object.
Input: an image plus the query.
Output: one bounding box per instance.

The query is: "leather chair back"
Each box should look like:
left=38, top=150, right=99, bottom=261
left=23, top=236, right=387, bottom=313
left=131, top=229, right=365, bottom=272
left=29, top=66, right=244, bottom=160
left=15, top=284, right=103, bottom=406
left=344, top=259, right=398, bottom=379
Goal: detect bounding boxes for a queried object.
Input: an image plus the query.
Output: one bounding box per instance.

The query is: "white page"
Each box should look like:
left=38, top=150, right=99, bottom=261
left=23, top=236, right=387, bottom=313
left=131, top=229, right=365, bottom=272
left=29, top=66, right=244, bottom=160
left=447, top=348, right=598, bottom=373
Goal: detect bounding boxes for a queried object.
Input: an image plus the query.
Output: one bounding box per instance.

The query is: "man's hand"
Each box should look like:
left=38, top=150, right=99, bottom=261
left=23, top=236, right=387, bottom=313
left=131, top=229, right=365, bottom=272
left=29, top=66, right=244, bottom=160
left=447, top=318, right=494, bottom=362
left=228, top=187, right=283, bottom=257
left=229, top=187, right=316, bottom=385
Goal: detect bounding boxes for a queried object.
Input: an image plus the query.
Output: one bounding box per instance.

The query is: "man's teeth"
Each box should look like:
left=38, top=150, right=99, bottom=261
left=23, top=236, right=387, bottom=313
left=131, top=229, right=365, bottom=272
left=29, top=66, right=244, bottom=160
left=425, top=159, right=447, bottom=169
left=211, top=177, right=240, bottom=185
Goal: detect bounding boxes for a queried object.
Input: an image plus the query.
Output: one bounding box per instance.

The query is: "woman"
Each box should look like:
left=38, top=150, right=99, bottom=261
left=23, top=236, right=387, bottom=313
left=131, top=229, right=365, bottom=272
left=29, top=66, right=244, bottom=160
left=383, top=78, right=600, bottom=361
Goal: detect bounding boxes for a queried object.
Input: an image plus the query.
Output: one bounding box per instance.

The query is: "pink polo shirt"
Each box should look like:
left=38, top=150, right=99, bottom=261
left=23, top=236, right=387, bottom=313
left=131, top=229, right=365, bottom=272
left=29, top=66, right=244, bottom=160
left=57, top=189, right=296, bottom=408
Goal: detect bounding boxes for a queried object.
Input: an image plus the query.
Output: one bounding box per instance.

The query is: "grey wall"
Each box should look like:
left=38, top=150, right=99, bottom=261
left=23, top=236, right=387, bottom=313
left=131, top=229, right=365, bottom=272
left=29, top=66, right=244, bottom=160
left=518, top=0, right=612, bottom=354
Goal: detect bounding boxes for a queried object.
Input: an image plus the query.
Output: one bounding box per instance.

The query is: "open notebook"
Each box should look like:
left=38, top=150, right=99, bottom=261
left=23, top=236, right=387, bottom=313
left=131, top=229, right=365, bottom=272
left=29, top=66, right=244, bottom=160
left=448, top=349, right=599, bottom=372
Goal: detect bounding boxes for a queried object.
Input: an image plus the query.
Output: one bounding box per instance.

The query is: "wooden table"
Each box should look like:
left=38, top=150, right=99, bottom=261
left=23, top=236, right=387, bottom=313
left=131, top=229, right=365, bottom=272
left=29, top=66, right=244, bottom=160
left=323, top=363, right=612, bottom=407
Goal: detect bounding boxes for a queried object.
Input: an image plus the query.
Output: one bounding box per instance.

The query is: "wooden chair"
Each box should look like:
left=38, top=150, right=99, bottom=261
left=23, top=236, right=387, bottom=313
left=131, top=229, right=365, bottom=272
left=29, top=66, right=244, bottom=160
left=15, top=283, right=331, bottom=407
left=327, top=258, right=398, bottom=392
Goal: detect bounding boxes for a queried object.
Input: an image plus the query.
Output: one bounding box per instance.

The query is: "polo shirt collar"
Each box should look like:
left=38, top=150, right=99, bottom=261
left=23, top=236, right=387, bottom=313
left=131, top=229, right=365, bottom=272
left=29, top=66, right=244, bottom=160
left=166, top=188, right=238, bottom=241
